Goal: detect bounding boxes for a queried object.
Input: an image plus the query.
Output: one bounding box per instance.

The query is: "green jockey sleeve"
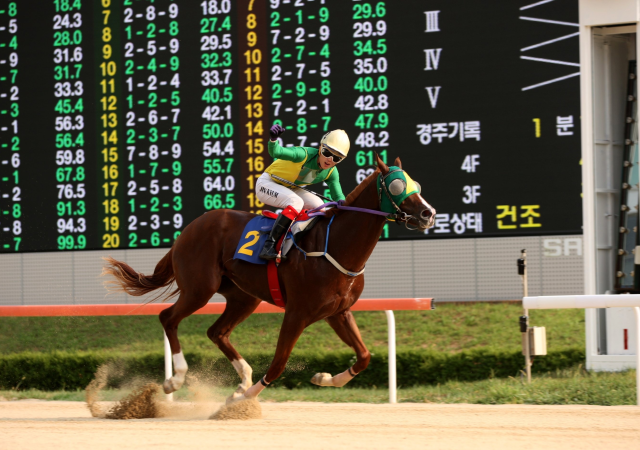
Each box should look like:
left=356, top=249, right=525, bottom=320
left=268, top=140, right=308, bottom=163
left=326, top=168, right=346, bottom=201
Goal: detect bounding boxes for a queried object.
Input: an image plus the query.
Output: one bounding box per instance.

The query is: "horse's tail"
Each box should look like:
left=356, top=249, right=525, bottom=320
left=101, top=249, right=179, bottom=303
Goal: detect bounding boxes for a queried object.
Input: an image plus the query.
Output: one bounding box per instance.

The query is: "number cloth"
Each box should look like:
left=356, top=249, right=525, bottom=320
left=233, top=216, right=274, bottom=265
left=264, top=140, right=346, bottom=201
left=232, top=214, right=286, bottom=306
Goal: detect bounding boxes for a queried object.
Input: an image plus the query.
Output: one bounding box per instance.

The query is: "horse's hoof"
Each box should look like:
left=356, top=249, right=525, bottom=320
left=226, top=392, right=245, bottom=405
left=163, top=379, right=176, bottom=394
left=311, top=372, right=334, bottom=387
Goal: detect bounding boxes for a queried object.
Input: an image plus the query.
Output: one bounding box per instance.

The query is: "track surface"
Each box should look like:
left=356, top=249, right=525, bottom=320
left=1, top=400, right=639, bottom=449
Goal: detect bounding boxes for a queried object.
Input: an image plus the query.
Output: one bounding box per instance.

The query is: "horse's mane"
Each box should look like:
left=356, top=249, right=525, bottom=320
left=324, top=168, right=381, bottom=218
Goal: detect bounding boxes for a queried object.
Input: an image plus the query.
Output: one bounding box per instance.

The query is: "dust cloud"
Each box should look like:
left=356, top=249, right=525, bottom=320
left=85, top=363, right=261, bottom=421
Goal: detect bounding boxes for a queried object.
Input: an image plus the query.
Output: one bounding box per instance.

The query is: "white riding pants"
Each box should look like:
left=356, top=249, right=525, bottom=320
left=256, top=173, right=325, bottom=212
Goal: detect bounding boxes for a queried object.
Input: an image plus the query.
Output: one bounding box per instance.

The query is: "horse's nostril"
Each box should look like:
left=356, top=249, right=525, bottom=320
left=421, top=209, right=432, bottom=219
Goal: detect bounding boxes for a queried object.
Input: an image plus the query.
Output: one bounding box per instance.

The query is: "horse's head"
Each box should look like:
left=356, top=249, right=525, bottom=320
left=375, top=154, right=436, bottom=230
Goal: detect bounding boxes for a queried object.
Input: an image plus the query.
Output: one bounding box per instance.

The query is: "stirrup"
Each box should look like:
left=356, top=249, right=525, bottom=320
left=259, top=248, right=287, bottom=261
left=259, top=248, right=278, bottom=260
left=259, top=240, right=276, bottom=260
left=259, top=239, right=286, bottom=261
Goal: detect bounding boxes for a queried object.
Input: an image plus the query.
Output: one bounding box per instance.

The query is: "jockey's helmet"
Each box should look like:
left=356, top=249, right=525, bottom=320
left=321, top=129, right=350, bottom=157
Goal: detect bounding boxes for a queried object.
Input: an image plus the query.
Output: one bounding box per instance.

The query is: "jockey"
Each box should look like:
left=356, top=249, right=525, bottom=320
left=257, top=124, right=350, bottom=260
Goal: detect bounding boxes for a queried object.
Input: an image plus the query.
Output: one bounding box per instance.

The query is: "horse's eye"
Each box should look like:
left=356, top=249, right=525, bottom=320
left=389, top=179, right=406, bottom=196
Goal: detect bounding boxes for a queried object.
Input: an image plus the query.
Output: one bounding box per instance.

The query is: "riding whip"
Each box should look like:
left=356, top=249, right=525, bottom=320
left=269, top=174, right=334, bottom=202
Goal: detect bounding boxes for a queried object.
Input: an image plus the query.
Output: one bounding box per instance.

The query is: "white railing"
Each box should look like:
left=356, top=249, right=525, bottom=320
left=524, top=295, right=640, bottom=406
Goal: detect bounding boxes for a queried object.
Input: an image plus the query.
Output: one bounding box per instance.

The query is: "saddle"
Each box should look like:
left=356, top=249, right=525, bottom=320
left=233, top=209, right=365, bottom=307
left=233, top=211, right=320, bottom=265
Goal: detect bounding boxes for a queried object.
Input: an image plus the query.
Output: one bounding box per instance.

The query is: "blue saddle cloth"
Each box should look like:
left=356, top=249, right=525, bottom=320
left=233, top=216, right=275, bottom=265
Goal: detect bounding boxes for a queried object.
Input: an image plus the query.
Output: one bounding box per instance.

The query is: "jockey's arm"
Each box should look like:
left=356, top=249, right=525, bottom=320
left=326, top=169, right=346, bottom=201
left=268, top=140, right=307, bottom=163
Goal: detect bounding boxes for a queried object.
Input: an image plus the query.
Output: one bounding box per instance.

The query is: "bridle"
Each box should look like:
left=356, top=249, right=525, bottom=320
left=300, top=169, right=428, bottom=277
left=377, top=169, right=423, bottom=230
left=308, top=170, right=425, bottom=230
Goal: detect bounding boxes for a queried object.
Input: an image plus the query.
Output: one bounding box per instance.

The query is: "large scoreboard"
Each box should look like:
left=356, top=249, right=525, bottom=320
left=0, top=0, right=581, bottom=252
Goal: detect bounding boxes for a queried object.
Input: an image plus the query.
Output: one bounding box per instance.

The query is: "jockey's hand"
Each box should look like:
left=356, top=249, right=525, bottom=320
left=270, top=124, right=286, bottom=141
left=337, top=200, right=346, bottom=206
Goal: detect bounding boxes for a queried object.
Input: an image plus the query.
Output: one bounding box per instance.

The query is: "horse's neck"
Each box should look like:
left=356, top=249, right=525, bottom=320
left=328, top=180, right=386, bottom=271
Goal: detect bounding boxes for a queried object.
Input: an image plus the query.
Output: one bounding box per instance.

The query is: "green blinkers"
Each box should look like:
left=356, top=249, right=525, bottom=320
left=377, top=166, right=421, bottom=215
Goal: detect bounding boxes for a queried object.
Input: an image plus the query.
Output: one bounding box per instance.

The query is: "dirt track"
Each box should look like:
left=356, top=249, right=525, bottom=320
left=1, top=400, right=639, bottom=449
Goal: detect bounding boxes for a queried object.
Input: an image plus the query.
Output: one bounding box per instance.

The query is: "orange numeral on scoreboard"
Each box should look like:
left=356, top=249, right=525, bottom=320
left=243, top=49, right=262, bottom=65
left=244, top=85, right=263, bottom=100
left=245, top=120, right=263, bottom=136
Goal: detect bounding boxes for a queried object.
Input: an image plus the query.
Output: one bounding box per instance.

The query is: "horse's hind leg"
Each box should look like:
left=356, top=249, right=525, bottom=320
left=159, top=286, right=215, bottom=394
left=207, top=278, right=261, bottom=400
left=311, top=309, right=370, bottom=388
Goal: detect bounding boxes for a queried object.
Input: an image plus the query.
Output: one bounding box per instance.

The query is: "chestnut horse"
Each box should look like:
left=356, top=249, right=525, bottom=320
left=103, top=155, right=435, bottom=401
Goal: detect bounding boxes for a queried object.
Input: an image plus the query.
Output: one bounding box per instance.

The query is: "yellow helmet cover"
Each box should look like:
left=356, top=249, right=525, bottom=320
left=321, top=129, right=350, bottom=157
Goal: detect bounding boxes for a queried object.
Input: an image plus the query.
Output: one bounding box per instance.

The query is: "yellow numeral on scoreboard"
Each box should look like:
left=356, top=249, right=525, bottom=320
left=532, top=118, right=541, bottom=138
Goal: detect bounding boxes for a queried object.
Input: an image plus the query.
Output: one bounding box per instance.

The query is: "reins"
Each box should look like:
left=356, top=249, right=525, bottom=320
left=305, top=172, right=422, bottom=229
left=269, top=170, right=421, bottom=228
left=307, top=202, right=388, bottom=217
left=288, top=171, right=422, bottom=276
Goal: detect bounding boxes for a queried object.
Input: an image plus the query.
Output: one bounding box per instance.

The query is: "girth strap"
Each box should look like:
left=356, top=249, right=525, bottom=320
left=305, top=251, right=365, bottom=277
left=267, top=261, right=285, bottom=308
left=304, top=216, right=365, bottom=278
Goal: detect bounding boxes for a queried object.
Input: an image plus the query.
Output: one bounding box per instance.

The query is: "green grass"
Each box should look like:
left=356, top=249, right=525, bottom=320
left=262, top=367, right=637, bottom=405
left=0, top=303, right=585, bottom=355
left=1, top=367, right=634, bottom=406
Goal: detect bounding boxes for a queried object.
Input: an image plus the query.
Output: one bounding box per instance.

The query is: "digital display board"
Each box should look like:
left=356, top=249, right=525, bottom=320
left=0, top=0, right=581, bottom=252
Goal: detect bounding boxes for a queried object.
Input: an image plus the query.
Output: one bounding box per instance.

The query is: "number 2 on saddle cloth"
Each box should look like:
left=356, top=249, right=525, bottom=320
left=234, top=215, right=275, bottom=265
left=233, top=210, right=312, bottom=308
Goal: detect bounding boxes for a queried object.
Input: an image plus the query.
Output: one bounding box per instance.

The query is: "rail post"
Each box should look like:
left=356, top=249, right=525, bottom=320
left=163, top=331, right=173, bottom=402
left=518, top=249, right=532, bottom=383
left=385, top=310, right=397, bottom=404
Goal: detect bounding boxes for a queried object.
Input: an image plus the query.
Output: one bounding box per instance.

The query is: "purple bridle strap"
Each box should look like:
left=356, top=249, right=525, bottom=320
left=307, top=202, right=390, bottom=217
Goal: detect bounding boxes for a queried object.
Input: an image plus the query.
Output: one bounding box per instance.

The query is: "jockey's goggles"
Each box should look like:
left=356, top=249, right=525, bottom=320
left=320, top=145, right=344, bottom=163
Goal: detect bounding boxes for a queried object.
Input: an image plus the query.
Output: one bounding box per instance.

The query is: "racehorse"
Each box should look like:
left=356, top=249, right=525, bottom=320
left=102, top=155, right=435, bottom=401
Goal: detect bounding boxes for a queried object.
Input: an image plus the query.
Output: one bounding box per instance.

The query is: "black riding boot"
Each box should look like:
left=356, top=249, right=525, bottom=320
left=259, top=213, right=294, bottom=260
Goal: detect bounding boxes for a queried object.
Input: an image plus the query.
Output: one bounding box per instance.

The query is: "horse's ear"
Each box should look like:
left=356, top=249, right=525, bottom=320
left=375, top=152, right=389, bottom=174
left=394, top=157, right=402, bottom=169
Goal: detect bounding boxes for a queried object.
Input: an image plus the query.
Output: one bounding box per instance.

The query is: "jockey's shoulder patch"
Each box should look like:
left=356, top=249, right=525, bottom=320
left=233, top=216, right=275, bottom=265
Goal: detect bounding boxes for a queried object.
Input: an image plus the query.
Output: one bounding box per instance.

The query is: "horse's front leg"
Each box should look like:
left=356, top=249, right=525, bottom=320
left=242, top=311, right=307, bottom=399
left=311, top=309, right=370, bottom=387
